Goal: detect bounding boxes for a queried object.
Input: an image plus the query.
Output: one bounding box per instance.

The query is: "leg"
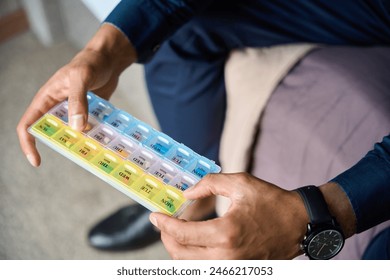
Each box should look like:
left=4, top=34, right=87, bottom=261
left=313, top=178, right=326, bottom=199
left=363, top=227, right=390, bottom=260
left=144, top=31, right=227, bottom=162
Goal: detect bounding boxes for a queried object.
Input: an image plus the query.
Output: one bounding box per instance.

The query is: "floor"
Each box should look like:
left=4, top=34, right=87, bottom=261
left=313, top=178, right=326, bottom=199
left=0, top=31, right=169, bottom=259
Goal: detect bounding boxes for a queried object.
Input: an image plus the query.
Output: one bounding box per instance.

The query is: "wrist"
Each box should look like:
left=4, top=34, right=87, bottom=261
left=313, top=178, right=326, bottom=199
left=319, top=182, right=356, bottom=238
left=279, top=190, right=309, bottom=258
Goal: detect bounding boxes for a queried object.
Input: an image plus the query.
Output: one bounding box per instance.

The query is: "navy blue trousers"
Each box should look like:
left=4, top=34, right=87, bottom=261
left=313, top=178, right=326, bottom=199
left=363, top=227, right=390, bottom=259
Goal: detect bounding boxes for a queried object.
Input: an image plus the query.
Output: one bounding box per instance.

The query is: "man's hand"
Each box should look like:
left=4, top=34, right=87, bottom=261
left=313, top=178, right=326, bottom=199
left=150, top=173, right=309, bottom=259
left=16, top=24, right=135, bottom=167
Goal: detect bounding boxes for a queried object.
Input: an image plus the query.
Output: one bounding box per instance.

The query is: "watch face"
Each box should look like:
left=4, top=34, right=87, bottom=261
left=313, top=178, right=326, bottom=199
left=307, top=229, right=344, bottom=260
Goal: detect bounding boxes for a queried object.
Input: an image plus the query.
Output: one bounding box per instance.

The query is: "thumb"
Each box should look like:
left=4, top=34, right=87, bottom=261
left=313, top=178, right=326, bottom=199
left=68, top=92, right=88, bottom=131
left=67, top=71, right=90, bottom=131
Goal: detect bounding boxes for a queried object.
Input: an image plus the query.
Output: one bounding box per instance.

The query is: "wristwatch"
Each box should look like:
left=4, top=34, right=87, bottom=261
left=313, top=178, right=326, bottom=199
left=296, top=186, right=345, bottom=260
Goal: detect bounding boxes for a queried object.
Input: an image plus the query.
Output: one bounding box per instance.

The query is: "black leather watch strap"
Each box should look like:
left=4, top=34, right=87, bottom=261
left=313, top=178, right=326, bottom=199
left=296, top=186, right=333, bottom=225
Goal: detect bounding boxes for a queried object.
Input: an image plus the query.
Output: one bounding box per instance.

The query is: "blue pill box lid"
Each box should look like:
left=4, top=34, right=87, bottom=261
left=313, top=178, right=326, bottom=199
left=123, top=120, right=154, bottom=143
left=144, top=131, right=175, bottom=156
left=165, top=144, right=196, bottom=169
left=187, top=156, right=221, bottom=179
left=104, top=109, right=135, bottom=132
left=88, top=96, right=115, bottom=121
left=86, top=91, right=96, bottom=105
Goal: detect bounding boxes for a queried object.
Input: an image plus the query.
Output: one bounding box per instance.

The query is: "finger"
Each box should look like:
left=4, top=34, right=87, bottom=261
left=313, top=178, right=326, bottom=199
left=184, top=173, right=243, bottom=200
left=150, top=212, right=225, bottom=248
left=17, top=91, right=62, bottom=166
left=67, top=69, right=90, bottom=131
left=17, top=114, right=40, bottom=167
left=161, top=232, right=217, bottom=260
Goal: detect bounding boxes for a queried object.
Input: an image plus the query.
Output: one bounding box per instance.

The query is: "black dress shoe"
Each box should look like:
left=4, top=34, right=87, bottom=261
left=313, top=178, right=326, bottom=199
left=88, top=204, right=218, bottom=251
left=88, top=204, right=160, bottom=251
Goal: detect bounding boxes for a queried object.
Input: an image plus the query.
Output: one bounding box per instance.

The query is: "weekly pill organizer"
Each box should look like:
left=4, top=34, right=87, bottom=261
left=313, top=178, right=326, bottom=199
left=28, top=92, right=221, bottom=217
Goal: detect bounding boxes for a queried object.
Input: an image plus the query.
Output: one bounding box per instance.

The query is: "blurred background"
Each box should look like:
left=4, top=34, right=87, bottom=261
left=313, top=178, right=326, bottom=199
left=0, top=0, right=169, bottom=259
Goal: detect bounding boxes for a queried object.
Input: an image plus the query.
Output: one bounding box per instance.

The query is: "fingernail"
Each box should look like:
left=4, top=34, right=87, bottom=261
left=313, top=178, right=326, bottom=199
left=26, top=154, right=37, bottom=167
left=149, top=215, right=158, bottom=228
left=70, top=114, right=84, bottom=130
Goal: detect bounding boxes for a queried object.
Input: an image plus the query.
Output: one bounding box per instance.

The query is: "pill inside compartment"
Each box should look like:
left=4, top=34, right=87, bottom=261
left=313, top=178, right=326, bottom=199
left=187, top=156, right=220, bottom=179
left=107, top=135, right=138, bottom=158
left=90, top=150, right=122, bottom=174
left=146, top=133, right=174, bottom=156
left=166, top=144, right=196, bottom=168
left=124, top=121, right=153, bottom=143
left=88, top=98, right=114, bottom=121
left=149, top=159, right=178, bottom=184
left=83, top=115, right=100, bottom=133
left=152, top=185, right=187, bottom=215
left=88, top=124, right=117, bottom=146
left=105, top=109, right=134, bottom=132
left=129, top=146, right=159, bottom=170
left=32, top=115, right=63, bottom=138
left=170, top=172, right=199, bottom=191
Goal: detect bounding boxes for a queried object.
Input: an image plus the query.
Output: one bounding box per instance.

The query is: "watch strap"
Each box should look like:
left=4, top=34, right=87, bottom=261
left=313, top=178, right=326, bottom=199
left=296, top=185, right=333, bottom=225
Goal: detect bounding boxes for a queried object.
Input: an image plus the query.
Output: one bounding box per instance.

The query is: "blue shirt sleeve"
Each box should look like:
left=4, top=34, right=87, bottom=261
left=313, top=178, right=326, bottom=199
left=331, top=134, right=390, bottom=233
left=104, top=0, right=213, bottom=62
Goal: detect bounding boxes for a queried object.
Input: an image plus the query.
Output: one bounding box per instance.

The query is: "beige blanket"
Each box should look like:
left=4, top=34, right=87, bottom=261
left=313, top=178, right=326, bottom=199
left=217, top=44, right=316, bottom=215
